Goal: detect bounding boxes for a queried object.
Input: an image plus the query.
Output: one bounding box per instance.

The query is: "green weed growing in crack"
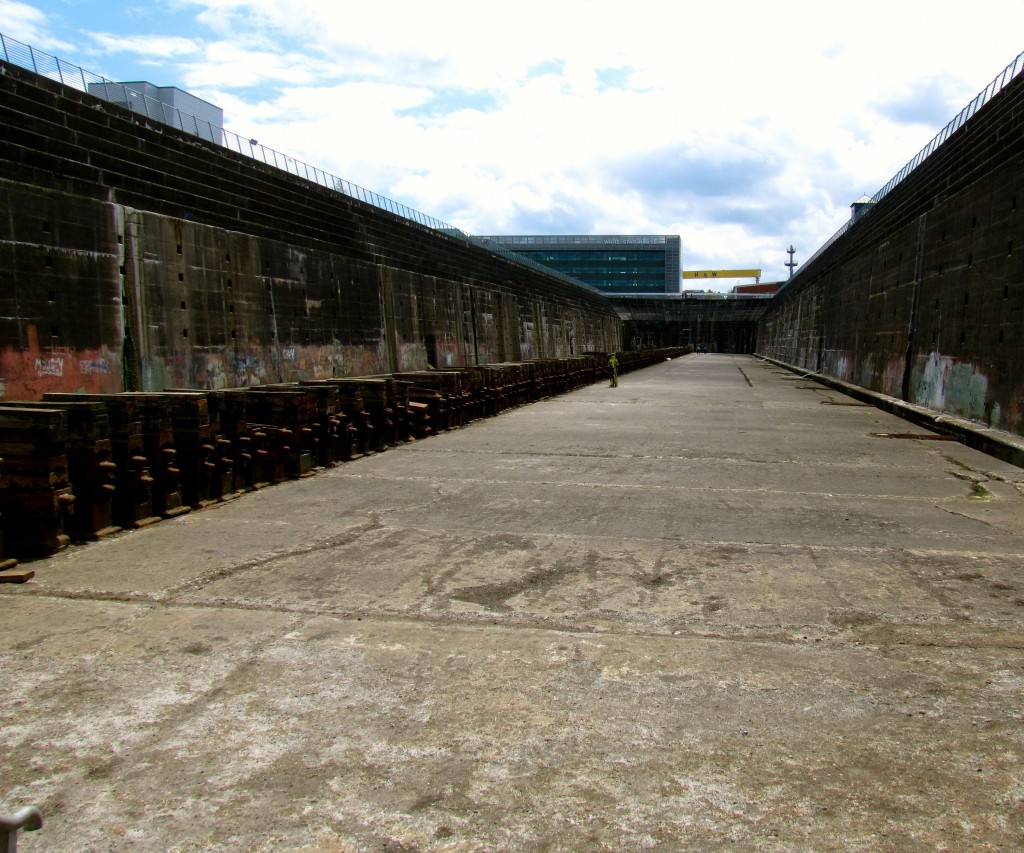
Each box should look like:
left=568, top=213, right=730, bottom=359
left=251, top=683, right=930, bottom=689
left=970, top=482, right=994, bottom=501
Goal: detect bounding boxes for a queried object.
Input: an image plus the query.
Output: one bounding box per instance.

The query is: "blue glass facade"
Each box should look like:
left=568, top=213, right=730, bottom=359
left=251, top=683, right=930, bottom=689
left=477, top=235, right=681, bottom=296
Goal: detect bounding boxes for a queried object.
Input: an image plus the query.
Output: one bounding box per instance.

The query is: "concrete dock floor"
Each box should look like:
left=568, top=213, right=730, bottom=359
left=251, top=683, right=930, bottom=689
left=3, top=353, right=1024, bottom=852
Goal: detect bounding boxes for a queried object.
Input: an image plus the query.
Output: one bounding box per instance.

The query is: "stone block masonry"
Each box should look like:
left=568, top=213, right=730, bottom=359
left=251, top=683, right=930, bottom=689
left=0, top=61, right=621, bottom=399
left=758, top=65, right=1024, bottom=437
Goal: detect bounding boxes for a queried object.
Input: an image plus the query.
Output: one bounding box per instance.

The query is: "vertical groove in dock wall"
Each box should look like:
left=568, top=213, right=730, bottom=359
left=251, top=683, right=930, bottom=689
left=0, top=61, right=621, bottom=399
left=758, top=68, right=1024, bottom=437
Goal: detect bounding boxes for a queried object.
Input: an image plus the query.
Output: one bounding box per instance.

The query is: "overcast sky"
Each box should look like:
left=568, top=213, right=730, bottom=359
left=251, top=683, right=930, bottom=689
left=4, top=0, right=1023, bottom=288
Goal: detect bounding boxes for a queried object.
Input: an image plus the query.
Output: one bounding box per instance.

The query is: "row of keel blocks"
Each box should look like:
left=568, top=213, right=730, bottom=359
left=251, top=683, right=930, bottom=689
left=0, top=349, right=689, bottom=561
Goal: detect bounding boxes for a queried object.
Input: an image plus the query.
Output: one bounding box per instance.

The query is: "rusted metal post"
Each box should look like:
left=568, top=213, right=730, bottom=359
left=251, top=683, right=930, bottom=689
left=0, top=806, right=42, bottom=852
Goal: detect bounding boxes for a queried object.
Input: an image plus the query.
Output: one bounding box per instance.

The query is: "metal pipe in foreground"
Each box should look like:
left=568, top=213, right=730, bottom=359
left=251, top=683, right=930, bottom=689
left=0, top=807, right=43, bottom=853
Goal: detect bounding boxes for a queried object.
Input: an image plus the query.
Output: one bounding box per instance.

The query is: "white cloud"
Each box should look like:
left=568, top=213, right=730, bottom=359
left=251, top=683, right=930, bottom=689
left=11, top=0, right=1024, bottom=284
left=185, top=40, right=320, bottom=87
left=0, top=0, right=72, bottom=50
left=89, top=33, right=200, bottom=60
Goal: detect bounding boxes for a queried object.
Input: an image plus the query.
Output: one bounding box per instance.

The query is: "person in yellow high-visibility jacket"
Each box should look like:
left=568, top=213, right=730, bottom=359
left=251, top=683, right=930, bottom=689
left=608, top=353, right=619, bottom=387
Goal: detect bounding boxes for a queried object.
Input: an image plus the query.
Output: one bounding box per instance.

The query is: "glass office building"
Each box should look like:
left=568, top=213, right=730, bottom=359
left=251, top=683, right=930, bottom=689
left=477, top=235, right=681, bottom=296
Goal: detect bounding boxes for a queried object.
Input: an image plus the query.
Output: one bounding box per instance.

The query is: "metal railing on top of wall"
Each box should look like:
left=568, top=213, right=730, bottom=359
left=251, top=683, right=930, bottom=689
left=0, top=31, right=604, bottom=296
left=787, top=48, right=1024, bottom=286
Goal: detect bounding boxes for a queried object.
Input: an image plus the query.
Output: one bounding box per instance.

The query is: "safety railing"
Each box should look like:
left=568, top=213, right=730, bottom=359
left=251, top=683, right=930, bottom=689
left=872, top=49, right=1024, bottom=204
left=0, top=31, right=602, bottom=294
left=787, top=48, right=1024, bottom=285
left=0, top=32, right=456, bottom=230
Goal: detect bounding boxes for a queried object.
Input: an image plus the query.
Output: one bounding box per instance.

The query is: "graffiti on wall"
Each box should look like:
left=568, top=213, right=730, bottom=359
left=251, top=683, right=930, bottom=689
left=79, top=358, right=113, bottom=376
left=0, top=334, right=122, bottom=401
left=231, top=352, right=267, bottom=387
left=880, top=356, right=904, bottom=399
left=34, top=356, right=65, bottom=377
left=913, top=352, right=989, bottom=423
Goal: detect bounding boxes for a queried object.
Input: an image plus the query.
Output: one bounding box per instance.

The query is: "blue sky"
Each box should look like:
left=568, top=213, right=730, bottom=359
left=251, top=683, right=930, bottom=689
left=4, top=0, right=1023, bottom=287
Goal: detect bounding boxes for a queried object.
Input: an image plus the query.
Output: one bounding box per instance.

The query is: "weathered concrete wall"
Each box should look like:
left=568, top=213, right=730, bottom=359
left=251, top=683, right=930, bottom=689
left=0, top=181, right=123, bottom=399
left=759, top=69, right=1024, bottom=436
left=0, top=61, right=620, bottom=399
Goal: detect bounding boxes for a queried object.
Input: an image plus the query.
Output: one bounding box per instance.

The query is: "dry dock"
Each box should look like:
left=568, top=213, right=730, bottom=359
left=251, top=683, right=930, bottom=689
left=3, top=354, right=1024, bottom=851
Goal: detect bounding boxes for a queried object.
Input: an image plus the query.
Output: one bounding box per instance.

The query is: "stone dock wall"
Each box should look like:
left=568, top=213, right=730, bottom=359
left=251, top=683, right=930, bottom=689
left=758, top=66, right=1024, bottom=436
left=0, top=61, right=621, bottom=400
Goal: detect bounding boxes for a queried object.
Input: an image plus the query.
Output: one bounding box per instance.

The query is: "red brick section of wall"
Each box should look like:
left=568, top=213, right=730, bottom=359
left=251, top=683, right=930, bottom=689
left=759, top=69, right=1024, bottom=437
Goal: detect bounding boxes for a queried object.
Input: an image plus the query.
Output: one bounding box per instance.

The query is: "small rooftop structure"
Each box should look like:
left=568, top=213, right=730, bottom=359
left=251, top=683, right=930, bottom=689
left=87, top=81, right=223, bottom=145
left=850, top=194, right=876, bottom=222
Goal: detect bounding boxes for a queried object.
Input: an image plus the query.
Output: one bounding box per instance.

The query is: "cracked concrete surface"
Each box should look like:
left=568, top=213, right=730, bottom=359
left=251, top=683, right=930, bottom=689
left=3, top=354, right=1024, bottom=851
